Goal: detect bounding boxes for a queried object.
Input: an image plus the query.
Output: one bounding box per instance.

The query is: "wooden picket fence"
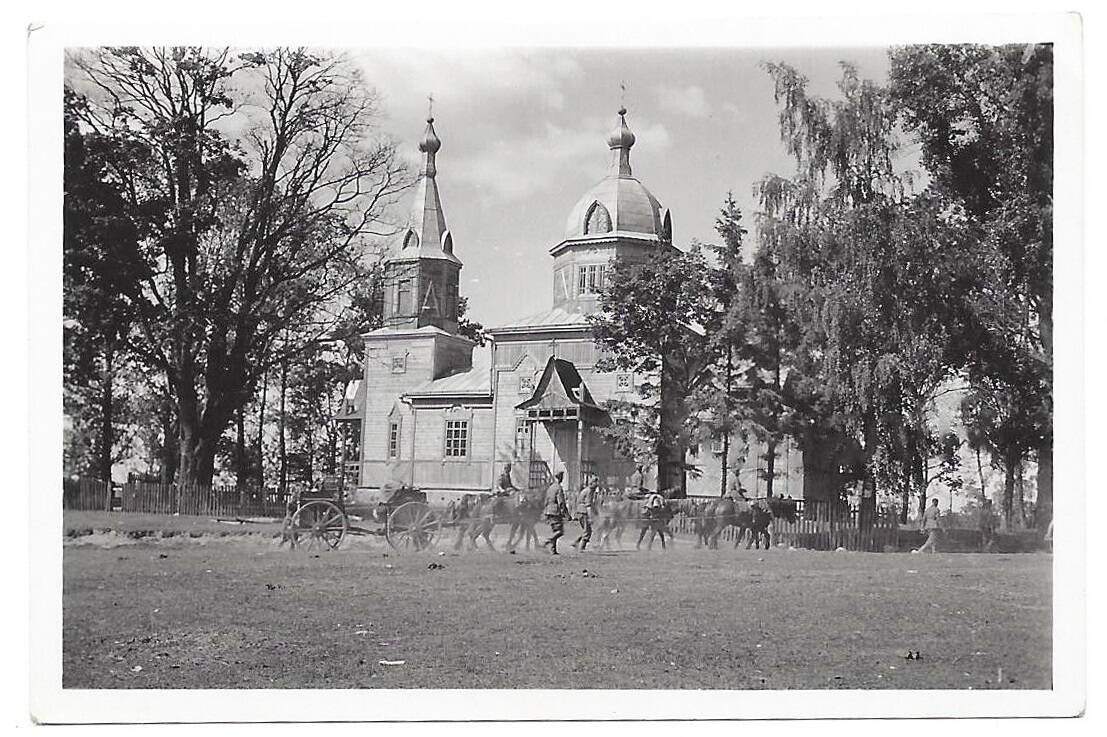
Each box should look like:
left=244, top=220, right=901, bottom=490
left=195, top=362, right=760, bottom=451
left=120, top=481, right=289, bottom=518
left=771, top=499, right=900, bottom=552
left=62, top=477, right=113, bottom=511
left=662, top=496, right=899, bottom=552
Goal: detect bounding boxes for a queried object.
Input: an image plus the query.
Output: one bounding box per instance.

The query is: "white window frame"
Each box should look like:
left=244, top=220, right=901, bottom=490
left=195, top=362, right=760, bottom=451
left=444, top=419, right=470, bottom=459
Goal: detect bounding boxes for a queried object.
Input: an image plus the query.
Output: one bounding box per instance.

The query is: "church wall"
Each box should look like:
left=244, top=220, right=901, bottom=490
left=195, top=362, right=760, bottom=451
left=357, top=331, right=475, bottom=492
left=686, top=435, right=805, bottom=499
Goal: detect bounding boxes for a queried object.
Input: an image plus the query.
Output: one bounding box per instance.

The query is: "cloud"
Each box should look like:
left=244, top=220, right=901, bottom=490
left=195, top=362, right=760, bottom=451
left=353, top=49, right=583, bottom=126
left=656, top=84, right=711, bottom=118
left=450, top=115, right=672, bottom=203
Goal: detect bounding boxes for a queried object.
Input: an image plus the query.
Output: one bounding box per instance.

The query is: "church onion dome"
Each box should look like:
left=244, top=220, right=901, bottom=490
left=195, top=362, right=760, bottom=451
left=559, top=107, right=671, bottom=248
left=418, top=116, right=441, bottom=154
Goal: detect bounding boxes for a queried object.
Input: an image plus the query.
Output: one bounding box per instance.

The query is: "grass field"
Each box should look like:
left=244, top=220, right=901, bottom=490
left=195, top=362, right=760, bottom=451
left=62, top=526, right=1052, bottom=690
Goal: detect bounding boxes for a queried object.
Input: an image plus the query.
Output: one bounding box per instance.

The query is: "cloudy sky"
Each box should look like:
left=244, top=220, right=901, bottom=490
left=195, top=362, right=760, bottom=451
left=354, top=46, right=898, bottom=327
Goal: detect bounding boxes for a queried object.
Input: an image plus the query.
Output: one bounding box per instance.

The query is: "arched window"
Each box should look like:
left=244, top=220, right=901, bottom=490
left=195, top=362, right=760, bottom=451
left=441, top=231, right=454, bottom=254
left=661, top=209, right=673, bottom=243
left=584, top=201, right=612, bottom=235
left=403, top=229, right=420, bottom=250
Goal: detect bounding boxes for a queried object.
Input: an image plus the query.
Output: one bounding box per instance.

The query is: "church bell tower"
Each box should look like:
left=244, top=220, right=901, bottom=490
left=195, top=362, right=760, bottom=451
left=383, top=112, right=462, bottom=333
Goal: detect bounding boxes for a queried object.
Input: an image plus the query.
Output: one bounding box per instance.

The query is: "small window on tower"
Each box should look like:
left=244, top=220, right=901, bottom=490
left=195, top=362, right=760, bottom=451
left=391, top=355, right=407, bottom=374
left=396, top=279, right=412, bottom=315
left=578, top=264, right=608, bottom=295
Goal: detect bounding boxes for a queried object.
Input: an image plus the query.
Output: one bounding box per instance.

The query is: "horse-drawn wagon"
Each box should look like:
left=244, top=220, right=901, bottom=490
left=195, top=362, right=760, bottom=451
left=281, top=479, right=442, bottom=552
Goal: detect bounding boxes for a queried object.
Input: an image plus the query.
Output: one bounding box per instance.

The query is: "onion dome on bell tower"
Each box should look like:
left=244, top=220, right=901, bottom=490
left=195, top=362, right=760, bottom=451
left=607, top=106, right=636, bottom=177
left=550, top=105, right=673, bottom=314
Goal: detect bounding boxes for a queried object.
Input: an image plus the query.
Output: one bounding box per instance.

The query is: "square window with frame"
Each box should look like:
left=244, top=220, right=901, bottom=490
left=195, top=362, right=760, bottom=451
left=519, top=373, right=536, bottom=395
left=444, top=420, right=469, bottom=458
left=391, top=355, right=407, bottom=374
left=514, top=417, right=531, bottom=455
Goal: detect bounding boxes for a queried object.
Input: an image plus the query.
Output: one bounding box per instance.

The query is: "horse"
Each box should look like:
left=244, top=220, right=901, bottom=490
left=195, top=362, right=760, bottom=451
left=594, top=496, right=634, bottom=550
left=701, top=496, right=774, bottom=550
left=451, top=493, right=512, bottom=551
left=689, top=499, right=715, bottom=549
left=505, top=488, right=545, bottom=551
left=634, top=490, right=680, bottom=551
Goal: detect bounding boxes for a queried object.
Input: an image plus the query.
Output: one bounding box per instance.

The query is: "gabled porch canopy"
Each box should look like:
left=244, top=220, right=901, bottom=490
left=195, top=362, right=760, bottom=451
left=515, top=356, right=611, bottom=427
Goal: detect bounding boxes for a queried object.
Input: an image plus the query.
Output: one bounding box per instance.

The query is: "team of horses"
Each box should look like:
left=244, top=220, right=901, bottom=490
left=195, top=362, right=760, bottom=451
left=439, top=488, right=799, bottom=552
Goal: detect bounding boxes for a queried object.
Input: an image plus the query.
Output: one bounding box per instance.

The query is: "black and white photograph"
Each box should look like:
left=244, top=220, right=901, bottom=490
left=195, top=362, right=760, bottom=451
left=23, top=7, right=1087, bottom=725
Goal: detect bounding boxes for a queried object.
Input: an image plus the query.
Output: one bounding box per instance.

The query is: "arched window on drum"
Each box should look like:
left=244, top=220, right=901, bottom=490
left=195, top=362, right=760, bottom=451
left=584, top=201, right=612, bottom=235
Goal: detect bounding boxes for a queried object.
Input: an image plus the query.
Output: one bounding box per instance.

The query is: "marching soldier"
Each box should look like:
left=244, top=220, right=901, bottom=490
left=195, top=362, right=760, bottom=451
left=542, top=471, right=569, bottom=554
left=572, top=478, right=600, bottom=551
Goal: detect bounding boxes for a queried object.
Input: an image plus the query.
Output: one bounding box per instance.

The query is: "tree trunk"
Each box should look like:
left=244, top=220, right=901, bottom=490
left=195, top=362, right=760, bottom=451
left=975, top=446, right=987, bottom=503
left=256, top=367, right=268, bottom=493
left=178, top=429, right=218, bottom=487
left=236, top=405, right=247, bottom=504
left=97, top=349, right=114, bottom=486
left=900, top=465, right=912, bottom=525
left=1036, top=440, right=1052, bottom=529
left=1002, top=456, right=1016, bottom=530
left=1014, top=461, right=1025, bottom=528
left=914, top=452, right=928, bottom=521
left=657, top=357, right=686, bottom=495
left=159, top=395, right=177, bottom=484
left=278, top=358, right=288, bottom=495
left=763, top=439, right=778, bottom=498
left=719, top=348, right=732, bottom=497
left=306, top=424, right=315, bottom=485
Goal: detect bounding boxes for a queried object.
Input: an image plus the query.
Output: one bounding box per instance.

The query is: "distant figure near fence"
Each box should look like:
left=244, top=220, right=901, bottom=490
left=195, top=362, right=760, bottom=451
left=917, top=498, right=943, bottom=553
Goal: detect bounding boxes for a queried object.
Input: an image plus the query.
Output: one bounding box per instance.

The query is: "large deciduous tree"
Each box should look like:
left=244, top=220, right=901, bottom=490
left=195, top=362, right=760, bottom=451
left=889, top=43, right=1053, bottom=528
left=756, top=62, right=969, bottom=518
left=68, top=47, right=408, bottom=485
left=63, top=89, right=143, bottom=484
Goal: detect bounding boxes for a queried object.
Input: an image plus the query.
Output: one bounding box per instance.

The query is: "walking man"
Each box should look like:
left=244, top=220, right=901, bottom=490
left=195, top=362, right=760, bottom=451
left=572, top=478, right=600, bottom=551
left=542, top=471, right=568, bottom=555
left=917, top=497, right=943, bottom=553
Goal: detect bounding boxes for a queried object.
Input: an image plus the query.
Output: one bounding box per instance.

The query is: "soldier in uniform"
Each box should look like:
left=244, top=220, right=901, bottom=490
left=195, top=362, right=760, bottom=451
left=542, top=471, right=568, bottom=555
left=494, top=463, right=517, bottom=497
left=725, top=469, right=746, bottom=500
left=571, top=478, right=600, bottom=551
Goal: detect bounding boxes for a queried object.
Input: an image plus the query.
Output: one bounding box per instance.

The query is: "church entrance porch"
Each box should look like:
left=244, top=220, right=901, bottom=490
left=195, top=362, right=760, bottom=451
left=514, top=356, right=635, bottom=494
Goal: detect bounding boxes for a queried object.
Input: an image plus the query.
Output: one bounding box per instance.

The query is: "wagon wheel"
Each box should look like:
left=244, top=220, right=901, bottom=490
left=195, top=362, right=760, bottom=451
left=386, top=501, right=441, bottom=552
left=286, top=499, right=349, bottom=551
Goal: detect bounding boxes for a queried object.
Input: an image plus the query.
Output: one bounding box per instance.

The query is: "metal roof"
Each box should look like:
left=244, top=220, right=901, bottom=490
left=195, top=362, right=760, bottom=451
left=404, top=347, right=492, bottom=398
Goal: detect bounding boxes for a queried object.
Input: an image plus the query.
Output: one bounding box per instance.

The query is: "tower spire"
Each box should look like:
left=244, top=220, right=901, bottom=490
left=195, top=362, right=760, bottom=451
left=397, top=105, right=458, bottom=264
left=607, top=104, right=636, bottom=177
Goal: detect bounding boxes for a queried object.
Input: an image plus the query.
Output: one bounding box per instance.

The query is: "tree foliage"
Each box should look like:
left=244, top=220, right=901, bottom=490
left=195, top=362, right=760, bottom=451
left=66, top=47, right=409, bottom=484
left=890, top=43, right=1053, bottom=527
left=590, top=246, right=717, bottom=492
